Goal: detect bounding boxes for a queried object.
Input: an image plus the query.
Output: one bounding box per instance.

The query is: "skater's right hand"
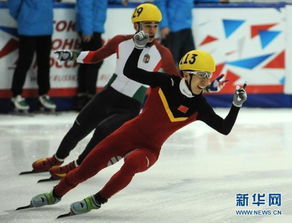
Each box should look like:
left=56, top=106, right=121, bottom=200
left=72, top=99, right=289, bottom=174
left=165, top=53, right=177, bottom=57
left=54, top=50, right=80, bottom=61
left=133, top=31, right=149, bottom=49
left=232, top=83, right=247, bottom=107
left=206, top=74, right=228, bottom=93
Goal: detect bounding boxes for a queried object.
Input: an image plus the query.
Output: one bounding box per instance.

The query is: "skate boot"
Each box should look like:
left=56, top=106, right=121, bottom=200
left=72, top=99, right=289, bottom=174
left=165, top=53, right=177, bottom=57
left=70, top=196, right=101, bottom=215
left=31, top=191, right=61, bottom=208
left=49, top=161, right=77, bottom=180
left=39, top=95, right=56, bottom=112
left=32, top=155, right=63, bottom=172
left=11, top=95, right=30, bottom=112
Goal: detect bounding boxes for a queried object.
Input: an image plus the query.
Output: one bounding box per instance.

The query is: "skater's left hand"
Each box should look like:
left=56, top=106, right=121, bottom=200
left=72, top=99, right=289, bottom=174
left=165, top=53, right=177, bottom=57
left=133, top=31, right=149, bottom=49
left=232, top=83, right=247, bottom=107
left=206, top=74, right=228, bottom=93
left=54, top=50, right=80, bottom=61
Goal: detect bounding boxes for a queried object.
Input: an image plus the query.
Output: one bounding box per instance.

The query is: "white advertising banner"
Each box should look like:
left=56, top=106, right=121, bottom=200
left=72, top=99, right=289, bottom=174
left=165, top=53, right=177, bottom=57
left=284, top=5, right=292, bottom=93
left=194, top=6, right=286, bottom=94
left=0, top=4, right=291, bottom=97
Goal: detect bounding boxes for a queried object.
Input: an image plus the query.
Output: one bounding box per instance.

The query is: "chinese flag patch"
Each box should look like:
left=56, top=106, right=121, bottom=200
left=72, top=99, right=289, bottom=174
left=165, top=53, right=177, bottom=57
left=177, top=105, right=189, bottom=113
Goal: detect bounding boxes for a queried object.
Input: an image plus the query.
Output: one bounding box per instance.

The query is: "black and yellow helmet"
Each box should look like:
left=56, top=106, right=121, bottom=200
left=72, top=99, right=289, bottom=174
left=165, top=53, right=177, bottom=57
left=131, top=3, right=162, bottom=23
left=179, top=50, right=216, bottom=73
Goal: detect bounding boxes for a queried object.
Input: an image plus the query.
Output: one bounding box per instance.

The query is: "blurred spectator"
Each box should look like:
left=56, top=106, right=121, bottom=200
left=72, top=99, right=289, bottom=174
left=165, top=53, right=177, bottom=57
left=155, top=0, right=228, bottom=65
left=7, top=0, right=56, bottom=112
left=75, top=0, right=108, bottom=111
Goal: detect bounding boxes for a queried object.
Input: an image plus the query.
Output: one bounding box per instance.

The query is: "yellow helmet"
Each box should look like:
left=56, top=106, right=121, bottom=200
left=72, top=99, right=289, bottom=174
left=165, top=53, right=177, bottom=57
left=179, top=50, right=216, bottom=73
left=131, top=3, right=162, bottom=23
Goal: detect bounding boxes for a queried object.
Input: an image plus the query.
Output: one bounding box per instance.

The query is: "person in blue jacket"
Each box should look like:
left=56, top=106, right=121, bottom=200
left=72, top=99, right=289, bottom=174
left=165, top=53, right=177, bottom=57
left=155, top=0, right=228, bottom=65
left=74, top=0, right=108, bottom=110
left=7, top=0, right=56, bottom=112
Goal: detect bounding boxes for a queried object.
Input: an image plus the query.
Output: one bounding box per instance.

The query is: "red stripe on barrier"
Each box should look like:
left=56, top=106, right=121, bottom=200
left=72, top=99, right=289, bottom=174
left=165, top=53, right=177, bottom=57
left=207, top=85, right=283, bottom=94
left=0, top=87, right=104, bottom=98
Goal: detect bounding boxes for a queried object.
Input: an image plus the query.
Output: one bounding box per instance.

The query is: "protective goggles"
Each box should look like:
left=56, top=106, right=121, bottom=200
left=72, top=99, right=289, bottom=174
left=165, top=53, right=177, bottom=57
left=186, top=71, right=212, bottom=79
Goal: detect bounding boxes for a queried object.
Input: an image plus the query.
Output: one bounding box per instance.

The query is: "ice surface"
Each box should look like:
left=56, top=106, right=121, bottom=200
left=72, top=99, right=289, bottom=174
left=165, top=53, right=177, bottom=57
left=0, top=108, right=291, bottom=223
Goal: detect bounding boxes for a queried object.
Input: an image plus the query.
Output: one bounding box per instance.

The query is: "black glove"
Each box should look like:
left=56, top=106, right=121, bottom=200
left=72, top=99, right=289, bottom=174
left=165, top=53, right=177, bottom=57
left=133, top=31, right=149, bottom=49
left=232, top=83, right=247, bottom=107
left=54, top=50, right=80, bottom=61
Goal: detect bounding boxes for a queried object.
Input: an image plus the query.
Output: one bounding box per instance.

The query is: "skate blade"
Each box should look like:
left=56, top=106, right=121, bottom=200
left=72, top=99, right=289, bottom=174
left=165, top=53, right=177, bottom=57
left=37, top=177, right=59, bottom=183
left=16, top=204, right=32, bottom=210
left=57, top=212, right=74, bottom=219
left=19, top=169, right=48, bottom=175
left=19, top=170, right=38, bottom=175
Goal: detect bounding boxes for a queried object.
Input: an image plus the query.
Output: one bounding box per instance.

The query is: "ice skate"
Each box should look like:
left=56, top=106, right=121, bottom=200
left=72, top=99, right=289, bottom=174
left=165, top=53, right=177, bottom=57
left=20, top=155, right=63, bottom=174
left=11, top=95, right=30, bottom=114
left=16, top=191, right=60, bottom=210
left=38, top=161, right=77, bottom=182
left=38, top=95, right=56, bottom=113
left=57, top=196, right=100, bottom=218
left=31, top=191, right=61, bottom=207
left=70, top=196, right=101, bottom=215
left=31, top=155, right=63, bottom=172
left=50, top=161, right=77, bottom=179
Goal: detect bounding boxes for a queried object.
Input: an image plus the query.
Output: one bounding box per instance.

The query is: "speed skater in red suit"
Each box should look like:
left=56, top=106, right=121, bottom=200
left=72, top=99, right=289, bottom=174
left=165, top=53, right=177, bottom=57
left=29, top=3, right=226, bottom=181
left=24, top=31, right=247, bottom=216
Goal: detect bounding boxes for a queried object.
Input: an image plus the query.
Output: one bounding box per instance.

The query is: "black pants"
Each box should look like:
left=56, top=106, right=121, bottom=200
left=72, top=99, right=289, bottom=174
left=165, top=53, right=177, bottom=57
left=11, top=35, right=52, bottom=97
left=55, top=87, right=141, bottom=165
left=77, top=32, right=103, bottom=95
left=162, top=28, right=195, bottom=65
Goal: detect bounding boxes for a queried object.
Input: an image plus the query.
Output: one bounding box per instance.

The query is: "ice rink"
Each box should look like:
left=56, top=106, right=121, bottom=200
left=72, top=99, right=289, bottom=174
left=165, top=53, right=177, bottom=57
left=0, top=108, right=292, bottom=223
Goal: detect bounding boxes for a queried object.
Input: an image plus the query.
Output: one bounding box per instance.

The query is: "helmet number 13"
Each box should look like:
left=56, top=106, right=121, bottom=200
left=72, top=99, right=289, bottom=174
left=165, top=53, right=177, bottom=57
left=180, top=53, right=198, bottom=65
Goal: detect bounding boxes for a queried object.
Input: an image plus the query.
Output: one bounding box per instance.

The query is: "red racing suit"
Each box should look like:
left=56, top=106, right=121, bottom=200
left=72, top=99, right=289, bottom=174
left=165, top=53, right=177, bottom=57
left=54, top=48, right=240, bottom=202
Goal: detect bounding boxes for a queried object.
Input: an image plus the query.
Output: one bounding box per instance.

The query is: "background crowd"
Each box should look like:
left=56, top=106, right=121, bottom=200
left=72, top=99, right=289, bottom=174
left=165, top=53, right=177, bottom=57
left=0, top=0, right=287, bottom=113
